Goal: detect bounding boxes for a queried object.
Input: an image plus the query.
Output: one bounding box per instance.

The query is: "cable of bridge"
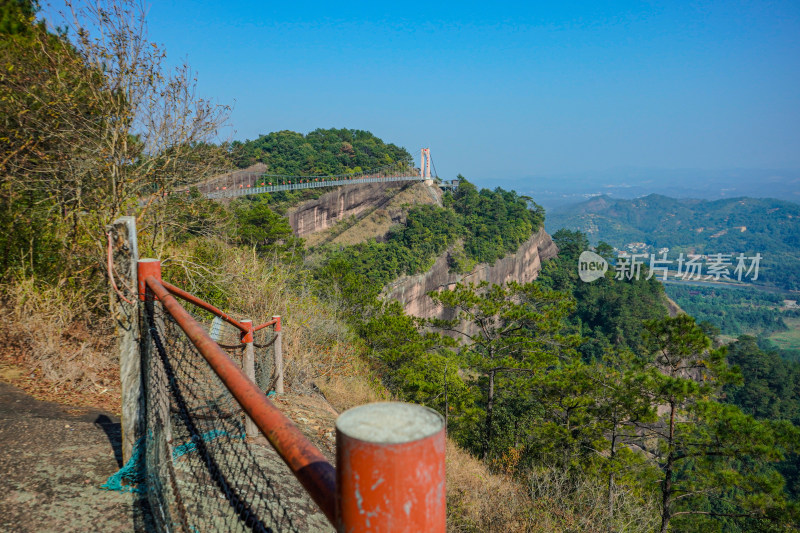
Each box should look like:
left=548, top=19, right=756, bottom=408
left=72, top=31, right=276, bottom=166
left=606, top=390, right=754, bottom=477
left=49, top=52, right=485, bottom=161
left=430, top=155, right=440, bottom=179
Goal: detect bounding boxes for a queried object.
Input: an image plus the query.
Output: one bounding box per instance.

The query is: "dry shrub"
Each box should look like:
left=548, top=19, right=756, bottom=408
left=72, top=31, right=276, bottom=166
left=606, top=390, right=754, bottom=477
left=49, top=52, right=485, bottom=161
left=446, top=438, right=659, bottom=533
left=1, top=275, right=117, bottom=393
left=0, top=230, right=381, bottom=412
left=163, top=239, right=369, bottom=395
left=525, top=468, right=659, bottom=533
left=446, top=439, right=532, bottom=532
left=316, top=373, right=390, bottom=412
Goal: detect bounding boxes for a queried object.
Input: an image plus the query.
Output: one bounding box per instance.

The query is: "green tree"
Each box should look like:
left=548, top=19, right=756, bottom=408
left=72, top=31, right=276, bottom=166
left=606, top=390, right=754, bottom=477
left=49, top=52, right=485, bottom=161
left=538, top=229, right=669, bottom=355
left=636, top=316, right=799, bottom=532
left=313, top=256, right=383, bottom=320
left=583, top=349, right=660, bottom=520
left=233, top=196, right=302, bottom=259
left=724, top=335, right=800, bottom=505
left=231, top=128, right=412, bottom=176
left=1, top=0, right=230, bottom=290
left=0, top=0, right=36, bottom=35
left=358, top=301, right=470, bottom=431
left=428, top=281, right=577, bottom=460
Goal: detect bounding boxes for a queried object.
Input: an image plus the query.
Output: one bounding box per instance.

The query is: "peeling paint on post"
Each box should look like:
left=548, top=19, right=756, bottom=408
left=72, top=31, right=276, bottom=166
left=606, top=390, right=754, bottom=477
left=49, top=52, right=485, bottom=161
left=335, top=402, right=446, bottom=532
left=111, top=216, right=140, bottom=463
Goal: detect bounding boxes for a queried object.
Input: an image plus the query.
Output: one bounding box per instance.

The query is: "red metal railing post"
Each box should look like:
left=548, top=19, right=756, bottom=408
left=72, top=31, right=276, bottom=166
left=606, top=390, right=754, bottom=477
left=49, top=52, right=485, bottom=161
left=137, top=259, right=162, bottom=300
left=137, top=259, right=173, bottom=443
left=272, top=316, right=284, bottom=394
left=336, top=402, right=446, bottom=533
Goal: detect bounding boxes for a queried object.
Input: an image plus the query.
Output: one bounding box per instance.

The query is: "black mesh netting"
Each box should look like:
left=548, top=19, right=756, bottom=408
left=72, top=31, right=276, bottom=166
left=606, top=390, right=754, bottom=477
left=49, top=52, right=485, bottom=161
left=136, top=295, right=330, bottom=533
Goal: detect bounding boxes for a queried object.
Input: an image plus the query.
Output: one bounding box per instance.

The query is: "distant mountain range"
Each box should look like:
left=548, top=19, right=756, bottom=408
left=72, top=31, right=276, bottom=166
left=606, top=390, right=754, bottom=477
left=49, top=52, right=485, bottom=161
left=481, top=168, right=800, bottom=211
left=546, top=194, right=800, bottom=292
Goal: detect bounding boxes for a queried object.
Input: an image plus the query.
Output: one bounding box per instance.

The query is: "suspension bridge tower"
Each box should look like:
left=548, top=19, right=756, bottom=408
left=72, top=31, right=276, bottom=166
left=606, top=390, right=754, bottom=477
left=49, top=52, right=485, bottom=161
left=420, top=148, right=433, bottom=185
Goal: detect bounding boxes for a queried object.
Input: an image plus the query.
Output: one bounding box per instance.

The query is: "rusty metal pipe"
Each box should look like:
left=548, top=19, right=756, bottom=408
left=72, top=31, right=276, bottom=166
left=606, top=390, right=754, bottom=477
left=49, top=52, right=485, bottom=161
left=144, top=276, right=338, bottom=526
left=138, top=259, right=162, bottom=301
left=159, top=279, right=250, bottom=334
left=253, top=318, right=277, bottom=332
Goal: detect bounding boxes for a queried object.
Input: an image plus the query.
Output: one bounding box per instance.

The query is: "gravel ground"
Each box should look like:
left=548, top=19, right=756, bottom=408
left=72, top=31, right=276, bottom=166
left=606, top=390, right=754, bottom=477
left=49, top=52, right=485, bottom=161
left=0, top=382, right=145, bottom=532
left=0, top=382, right=337, bottom=532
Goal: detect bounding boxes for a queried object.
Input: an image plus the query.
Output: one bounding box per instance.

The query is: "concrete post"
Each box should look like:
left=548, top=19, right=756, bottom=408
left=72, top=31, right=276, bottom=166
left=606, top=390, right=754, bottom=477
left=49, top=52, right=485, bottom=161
left=336, top=402, right=446, bottom=532
left=110, top=217, right=140, bottom=463
left=241, top=319, right=258, bottom=438
left=272, top=316, right=284, bottom=394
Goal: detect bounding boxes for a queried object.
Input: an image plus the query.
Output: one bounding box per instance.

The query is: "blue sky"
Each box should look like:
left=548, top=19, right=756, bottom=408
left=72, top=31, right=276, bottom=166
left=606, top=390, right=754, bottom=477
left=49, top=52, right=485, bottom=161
left=44, top=1, right=800, bottom=183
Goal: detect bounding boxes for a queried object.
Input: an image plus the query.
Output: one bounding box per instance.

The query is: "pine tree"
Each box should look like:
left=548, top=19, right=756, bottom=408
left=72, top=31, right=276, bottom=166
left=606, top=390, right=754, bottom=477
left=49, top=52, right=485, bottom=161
left=428, top=281, right=577, bottom=460
left=635, top=316, right=799, bottom=532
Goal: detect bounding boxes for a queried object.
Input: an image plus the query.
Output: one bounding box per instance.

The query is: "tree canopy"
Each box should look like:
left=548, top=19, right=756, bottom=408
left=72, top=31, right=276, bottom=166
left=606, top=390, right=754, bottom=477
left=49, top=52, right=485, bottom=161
left=230, top=128, right=412, bottom=176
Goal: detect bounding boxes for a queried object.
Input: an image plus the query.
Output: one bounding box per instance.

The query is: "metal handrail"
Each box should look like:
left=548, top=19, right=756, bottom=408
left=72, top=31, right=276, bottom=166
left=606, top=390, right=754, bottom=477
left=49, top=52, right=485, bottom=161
left=159, top=279, right=251, bottom=334
left=144, top=275, right=337, bottom=526
left=254, top=318, right=278, bottom=332
left=205, top=174, right=424, bottom=199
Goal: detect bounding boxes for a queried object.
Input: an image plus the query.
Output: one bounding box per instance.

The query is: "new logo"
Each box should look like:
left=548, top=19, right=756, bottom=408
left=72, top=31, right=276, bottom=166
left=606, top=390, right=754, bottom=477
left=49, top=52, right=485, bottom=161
left=578, top=251, right=608, bottom=282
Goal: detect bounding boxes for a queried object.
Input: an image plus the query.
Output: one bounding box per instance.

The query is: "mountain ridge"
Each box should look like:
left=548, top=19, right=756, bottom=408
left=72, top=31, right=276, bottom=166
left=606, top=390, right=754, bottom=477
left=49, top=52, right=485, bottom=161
left=548, top=193, right=800, bottom=291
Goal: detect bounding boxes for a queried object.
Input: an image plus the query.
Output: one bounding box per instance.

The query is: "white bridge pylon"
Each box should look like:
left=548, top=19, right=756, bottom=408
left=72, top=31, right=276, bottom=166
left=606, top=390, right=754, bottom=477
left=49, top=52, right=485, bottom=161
left=420, top=148, right=432, bottom=179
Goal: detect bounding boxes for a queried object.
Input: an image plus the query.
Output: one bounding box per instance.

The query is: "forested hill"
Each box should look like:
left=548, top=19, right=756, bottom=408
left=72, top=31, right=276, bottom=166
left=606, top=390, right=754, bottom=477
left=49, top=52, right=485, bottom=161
left=230, top=128, right=413, bottom=175
left=548, top=194, right=800, bottom=290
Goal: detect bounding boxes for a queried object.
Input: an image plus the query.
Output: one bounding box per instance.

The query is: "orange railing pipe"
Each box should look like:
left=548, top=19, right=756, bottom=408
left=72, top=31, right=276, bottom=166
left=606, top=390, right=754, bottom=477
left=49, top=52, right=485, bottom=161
left=159, top=279, right=250, bottom=334
left=143, top=275, right=338, bottom=526
left=253, top=318, right=277, bottom=332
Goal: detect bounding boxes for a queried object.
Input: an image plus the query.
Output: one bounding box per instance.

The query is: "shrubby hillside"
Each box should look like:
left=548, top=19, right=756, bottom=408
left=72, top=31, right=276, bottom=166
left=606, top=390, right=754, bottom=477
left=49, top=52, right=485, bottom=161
left=314, top=177, right=545, bottom=291
left=664, top=284, right=800, bottom=338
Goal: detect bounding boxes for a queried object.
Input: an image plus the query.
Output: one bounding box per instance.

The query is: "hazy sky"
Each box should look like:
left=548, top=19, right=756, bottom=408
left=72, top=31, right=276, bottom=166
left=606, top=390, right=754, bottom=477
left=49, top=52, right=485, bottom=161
left=44, top=1, right=800, bottom=182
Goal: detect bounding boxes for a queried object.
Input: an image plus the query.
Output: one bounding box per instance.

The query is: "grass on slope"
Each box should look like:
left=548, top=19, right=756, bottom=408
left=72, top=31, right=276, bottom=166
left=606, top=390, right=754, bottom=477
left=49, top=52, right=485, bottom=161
left=769, top=317, right=800, bottom=352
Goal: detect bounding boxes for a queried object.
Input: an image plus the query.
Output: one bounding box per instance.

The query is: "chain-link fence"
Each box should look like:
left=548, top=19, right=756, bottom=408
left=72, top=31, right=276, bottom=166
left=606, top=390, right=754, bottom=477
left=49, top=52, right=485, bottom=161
left=136, top=287, right=332, bottom=532
left=105, top=220, right=445, bottom=533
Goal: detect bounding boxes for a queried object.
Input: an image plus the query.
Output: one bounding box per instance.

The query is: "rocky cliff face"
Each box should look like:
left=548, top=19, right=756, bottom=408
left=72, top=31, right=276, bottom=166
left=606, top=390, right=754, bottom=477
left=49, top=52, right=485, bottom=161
left=288, top=182, right=413, bottom=238
left=385, top=227, right=559, bottom=319
left=288, top=183, right=560, bottom=321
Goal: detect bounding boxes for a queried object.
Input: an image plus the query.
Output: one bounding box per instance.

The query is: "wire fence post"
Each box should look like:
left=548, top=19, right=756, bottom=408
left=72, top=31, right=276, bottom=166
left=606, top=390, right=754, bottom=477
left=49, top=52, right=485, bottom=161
left=241, top=319, right=258, bottom=438
left=272, top=316, right=284, bottom=394
left=110, top=216, right=140, bottom=463
left=336, top=402, right=446, bottom=532
left=138, top=259, right=171, bottom=443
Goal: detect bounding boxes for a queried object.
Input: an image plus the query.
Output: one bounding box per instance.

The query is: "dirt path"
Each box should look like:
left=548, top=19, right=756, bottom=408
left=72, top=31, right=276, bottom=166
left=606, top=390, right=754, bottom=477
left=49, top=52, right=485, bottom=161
left=0, top=382, right=144, bottom=532
left=0, top=379, right=343, bottom=532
